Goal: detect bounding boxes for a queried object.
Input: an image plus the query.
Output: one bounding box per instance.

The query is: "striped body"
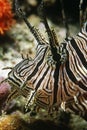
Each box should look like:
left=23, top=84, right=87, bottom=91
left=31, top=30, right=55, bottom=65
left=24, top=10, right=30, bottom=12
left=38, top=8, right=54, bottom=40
left=7, top=22, right=87, bottom=116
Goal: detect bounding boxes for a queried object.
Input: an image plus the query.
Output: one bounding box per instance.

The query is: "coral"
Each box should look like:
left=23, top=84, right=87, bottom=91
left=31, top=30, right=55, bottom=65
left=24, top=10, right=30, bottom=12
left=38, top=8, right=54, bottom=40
left=0, top=0, right=15, bottom=35
left=0, top=77, right=11, bottom=109
left=0, top=112, right=30, bottom=130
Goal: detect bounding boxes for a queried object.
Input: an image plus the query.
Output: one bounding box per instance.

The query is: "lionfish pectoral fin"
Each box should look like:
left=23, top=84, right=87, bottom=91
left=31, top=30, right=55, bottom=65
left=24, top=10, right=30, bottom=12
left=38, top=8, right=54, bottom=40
left=2, top=67, right=13, bottom=70
left=20, top=77, right=28, bottom=89
left=15, top=0, right=47, bottom=45
left=25, top=91, right=36, bottom=112
left=6, top=89, right=19, bottom=103
left=38, top=1, right=60, bottom=59
left=61, top=102, right=66, bottom=111
left=79, top=0, right=87, bottom=28
left=0, top=78, right=8, bottom=85
left=21, top=52, right=32, bottom=60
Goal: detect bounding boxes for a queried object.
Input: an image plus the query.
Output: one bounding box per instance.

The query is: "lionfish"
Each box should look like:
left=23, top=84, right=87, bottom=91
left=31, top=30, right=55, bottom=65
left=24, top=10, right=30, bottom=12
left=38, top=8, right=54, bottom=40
left=1, top=0, right=87, bottom=119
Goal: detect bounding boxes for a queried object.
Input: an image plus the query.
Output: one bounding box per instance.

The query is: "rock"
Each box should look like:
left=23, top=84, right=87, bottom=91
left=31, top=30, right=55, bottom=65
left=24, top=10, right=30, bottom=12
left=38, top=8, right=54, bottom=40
left=0, top=77, right=11, bottom=109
